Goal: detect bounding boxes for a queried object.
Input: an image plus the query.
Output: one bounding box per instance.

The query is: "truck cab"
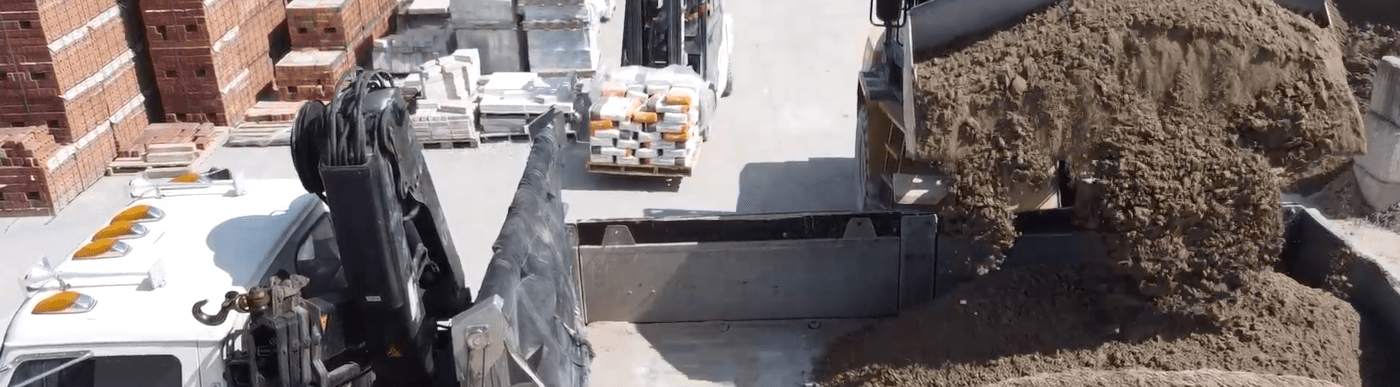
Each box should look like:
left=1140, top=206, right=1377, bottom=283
left=0, top=174, right=342, bottom=387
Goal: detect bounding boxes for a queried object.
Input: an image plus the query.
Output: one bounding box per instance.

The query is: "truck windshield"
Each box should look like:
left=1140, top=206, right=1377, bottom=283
left=7, top=355, right=180, bottom=387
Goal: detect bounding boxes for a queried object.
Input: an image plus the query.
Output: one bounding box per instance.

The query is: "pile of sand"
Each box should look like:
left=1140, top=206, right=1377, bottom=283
left=911, top=0, right=1365, bottom=301
left=817, top=270, right=1364, bottom=387
left=817, top=0, right=1392, bottom=385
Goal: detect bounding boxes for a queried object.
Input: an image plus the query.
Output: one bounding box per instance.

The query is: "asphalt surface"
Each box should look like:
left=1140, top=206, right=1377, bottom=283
left=0, top=0, right=874, bottom=337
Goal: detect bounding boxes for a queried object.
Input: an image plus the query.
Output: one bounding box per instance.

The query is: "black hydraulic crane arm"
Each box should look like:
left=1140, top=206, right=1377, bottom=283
left=189, top=69, right=475, bottom=387
left=287, top=69, right=473, bottom=384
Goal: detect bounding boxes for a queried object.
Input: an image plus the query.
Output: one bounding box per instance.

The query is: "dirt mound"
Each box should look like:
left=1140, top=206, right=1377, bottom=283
left=816, top=270, right=1363, bottom=387
left=986, top=369, right=1345, bottom=387
left=913, top=0, right=1366, bottom=301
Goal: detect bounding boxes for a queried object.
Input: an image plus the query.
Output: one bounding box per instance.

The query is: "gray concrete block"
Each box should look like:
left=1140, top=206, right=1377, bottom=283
left=455, top=28, right=523, bottom=73
left=1371, top=56, right=1400, bottom=124
left=449, top=0, right=516, bottom=26
left=1356, top=112, right=1400, bottom=184
left=1355, top=163, right=1400, bottom=211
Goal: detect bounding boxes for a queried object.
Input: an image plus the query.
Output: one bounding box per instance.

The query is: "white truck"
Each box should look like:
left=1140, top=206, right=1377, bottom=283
left=0, top=175, right=342, bottom=386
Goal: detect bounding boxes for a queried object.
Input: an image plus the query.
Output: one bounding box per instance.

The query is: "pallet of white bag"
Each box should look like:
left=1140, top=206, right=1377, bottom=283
left=585, top=144, right=701, bottom=178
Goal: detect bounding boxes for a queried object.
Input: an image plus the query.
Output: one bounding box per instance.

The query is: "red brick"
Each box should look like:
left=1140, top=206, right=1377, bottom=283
left=275, top=49, right=352, bottom=101
left=0, top=7, right=127, bottom=98
left=287, top=0, right=392, bottom=50
left=163, top=56, right=274, bottom=126
left=0, top=0, right=113, bottom=45
left=146, top=0, right=285, bottom=126
left=0, top=121, right=115, bottom=217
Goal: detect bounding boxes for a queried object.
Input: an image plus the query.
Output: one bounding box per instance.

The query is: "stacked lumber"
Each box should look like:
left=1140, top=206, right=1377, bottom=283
left=588, top=66, right=708, bottom=168
left=227, top=101, right=302, bottom=147
left=0, top=125, right=116, bottom=217
left=112, top=123, right=222, bottom=169
left=0, top=1, right=148, bottom=148
left=275, top=49, right=354, bottom=101
left=279, top=0, right=395, bottom=102
left=141, top=0, right=285, bottom=126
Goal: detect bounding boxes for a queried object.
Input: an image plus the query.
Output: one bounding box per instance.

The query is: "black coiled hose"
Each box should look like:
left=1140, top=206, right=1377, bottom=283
left=290, top=100, right=328, bottom=199
left=288, top=67, right=412, bottom=202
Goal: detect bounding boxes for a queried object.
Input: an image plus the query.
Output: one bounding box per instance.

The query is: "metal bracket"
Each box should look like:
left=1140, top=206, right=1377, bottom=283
left=843, top=218, right=878, bottom=239
left=601, top=225, right=637, bottom=246
left=452, top=295, right=512, bottom=386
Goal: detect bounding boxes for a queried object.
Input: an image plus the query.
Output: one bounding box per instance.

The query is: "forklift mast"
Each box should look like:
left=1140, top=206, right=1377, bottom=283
left=622, top=0, right=711, bottom=77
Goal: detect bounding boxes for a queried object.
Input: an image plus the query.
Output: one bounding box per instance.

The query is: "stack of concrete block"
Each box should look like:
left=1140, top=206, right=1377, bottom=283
left=371, top=26, right=452, bottom=74
left=519, top=0, right=600, bottom=73
left=451, top=0, right=523, bottom=74
left=141, top=0, right=285, bottom=126
left=0, top=0, right=148, bottom=151
left=411, top=50, right=482, bottom=144
left=1355, top=55, right=1400, bottom=211
left=275, top=49, right=354, bottom=101
left=477, top=71, right=578, bottom=135
left=0, top=125, right=116, bottom=217
left=278, top=0, right=395, bottom=101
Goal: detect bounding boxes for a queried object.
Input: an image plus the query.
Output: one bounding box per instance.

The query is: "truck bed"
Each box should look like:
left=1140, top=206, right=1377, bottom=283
left=588, top=319, right=871, bottom=386
left=564, top=206, right=1400, bottom=387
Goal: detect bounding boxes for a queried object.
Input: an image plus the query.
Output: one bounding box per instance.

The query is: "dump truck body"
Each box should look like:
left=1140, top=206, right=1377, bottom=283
left=564, top=205, right=1400, bottom=386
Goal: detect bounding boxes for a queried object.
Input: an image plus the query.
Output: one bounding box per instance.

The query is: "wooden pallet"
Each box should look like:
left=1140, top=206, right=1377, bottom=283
left=421, top=139, right=480, bottom=149
left=586, top=144, right=701, bottom=178
left=106, top=129, right=228, bottom=175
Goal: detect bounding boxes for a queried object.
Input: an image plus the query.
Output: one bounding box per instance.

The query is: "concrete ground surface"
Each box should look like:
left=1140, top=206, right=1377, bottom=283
left=0, top=0, right=874, bottom=384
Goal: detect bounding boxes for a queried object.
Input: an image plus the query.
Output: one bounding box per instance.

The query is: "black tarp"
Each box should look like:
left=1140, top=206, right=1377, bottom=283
left=473, top=107, right=591, bottom=386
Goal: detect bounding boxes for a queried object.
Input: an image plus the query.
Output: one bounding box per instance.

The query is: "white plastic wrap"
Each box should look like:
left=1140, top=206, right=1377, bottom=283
left=587, top=65, right=714, bottom=167
left=589, top=136, right=615, bottom=147
left=593, top=129, right=620, bottom=139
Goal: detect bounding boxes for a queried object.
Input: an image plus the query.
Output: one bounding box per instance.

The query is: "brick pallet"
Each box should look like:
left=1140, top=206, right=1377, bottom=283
left=109, top=122, right=225, bottom=174
left=0, top=1, right=147, bottom=148
left=287, top=0, right=395, bottom=49
left=0, top=125, right=116, bottom=217
left=142, top=0, right=286, bottom=126
left=275, top=49, right=354, bottom=101
left=116, top=122, right=220, bottom=159
left=278, top=0, right=395, bottom=101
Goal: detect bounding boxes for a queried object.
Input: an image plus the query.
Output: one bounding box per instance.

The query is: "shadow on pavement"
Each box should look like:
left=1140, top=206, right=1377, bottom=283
left=642, top=157, right=858, bottom=217
left=561, top=143, right=683, bottom=193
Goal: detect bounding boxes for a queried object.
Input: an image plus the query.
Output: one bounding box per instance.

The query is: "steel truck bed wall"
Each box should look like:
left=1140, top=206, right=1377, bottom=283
left=570, top=212, right=939, bottom=323
left=570, top=206, right=1400, bottom=342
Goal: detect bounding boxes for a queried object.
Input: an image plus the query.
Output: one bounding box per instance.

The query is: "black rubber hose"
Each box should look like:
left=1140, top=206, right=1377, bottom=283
left=290, top=100, right=328, bottom=198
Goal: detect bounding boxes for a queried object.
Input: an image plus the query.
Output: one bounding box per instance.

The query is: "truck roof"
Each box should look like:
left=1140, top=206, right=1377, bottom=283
left=2, top=178, right=319, bottom=350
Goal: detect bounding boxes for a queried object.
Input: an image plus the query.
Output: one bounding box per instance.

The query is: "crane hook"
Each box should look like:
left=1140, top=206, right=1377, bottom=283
left=192, top=290, right=246, bottom=326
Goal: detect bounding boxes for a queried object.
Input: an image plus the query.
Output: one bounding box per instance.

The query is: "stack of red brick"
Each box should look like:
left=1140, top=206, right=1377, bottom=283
left=117, top=122, right=219, bottom=159
left=0, top=0, right=150, bottom=217
left=0, top=0, right=147, bottom=146
left=0, top=126, right=115, bottom=217
left=141, top=0, right=287, bottom=126
left=276, top=0, right=394, bottom=101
